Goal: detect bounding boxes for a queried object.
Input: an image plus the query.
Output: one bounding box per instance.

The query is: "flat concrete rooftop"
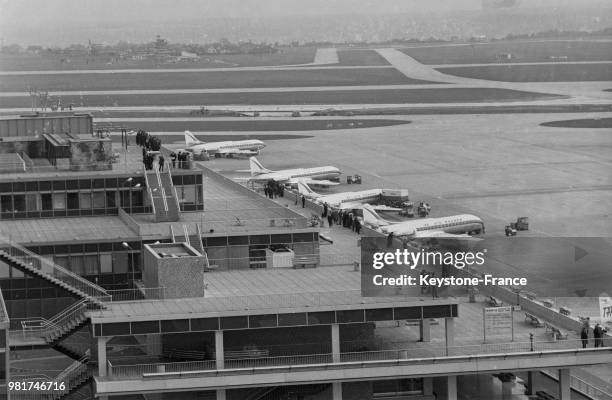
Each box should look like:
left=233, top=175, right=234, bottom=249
left=88, top=265, right=455, bottom=323
left=0, top=215, right=138, bottom=244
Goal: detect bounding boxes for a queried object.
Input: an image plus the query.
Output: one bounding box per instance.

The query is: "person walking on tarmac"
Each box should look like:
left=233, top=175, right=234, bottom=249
left=301, top=195, right=306, bottom=208
left=158, top=155, right=165, bottom=172
left=170, top=152, right=176, bottom=169
left=327, top=213, right=333, bottom=228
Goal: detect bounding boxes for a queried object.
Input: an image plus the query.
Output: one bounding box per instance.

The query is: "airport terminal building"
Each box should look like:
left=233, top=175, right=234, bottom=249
left=0, top=113, right=610, bottom=400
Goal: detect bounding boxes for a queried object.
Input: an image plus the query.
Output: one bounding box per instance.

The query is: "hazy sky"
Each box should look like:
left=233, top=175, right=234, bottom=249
left=1, top=0, right=602, bottom=24
left=1, top=0, right=608, bottom=45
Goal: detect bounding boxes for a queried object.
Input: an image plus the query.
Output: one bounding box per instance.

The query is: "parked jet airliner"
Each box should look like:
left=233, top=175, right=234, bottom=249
left=184, top=131, right=265, bottom=157
left=362, top=204, right=484, bottom=239
left=297, top=181, right=397, bottom=211
left=248, top=157, right=341, bottom=186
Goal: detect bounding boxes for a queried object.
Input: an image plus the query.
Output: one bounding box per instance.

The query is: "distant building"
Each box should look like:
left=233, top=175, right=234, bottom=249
left=496, top=53, right=513, bottom=61
left=179, top=51, right=199, bottom=60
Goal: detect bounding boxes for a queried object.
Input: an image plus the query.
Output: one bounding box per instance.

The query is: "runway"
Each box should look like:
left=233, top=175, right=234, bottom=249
left=375, top=48, right=612, bottom=100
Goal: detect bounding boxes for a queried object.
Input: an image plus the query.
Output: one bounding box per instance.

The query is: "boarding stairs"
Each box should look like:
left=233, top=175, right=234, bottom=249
left=144, top=166, right=180, bottom=222
left=170, top=224, right=210, bottom=269
left=0, top=236, right=109, bottom=308
left=161, top=164, right=181, bottom=217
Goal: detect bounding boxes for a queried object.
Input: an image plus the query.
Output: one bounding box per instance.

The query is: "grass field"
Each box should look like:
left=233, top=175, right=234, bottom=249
left=336, top=49, right=390, bottom=66
left=101, top=119, right=410, bottom=133
left=0, top=47, right=317, bottom=71
left=400, top=40, right=612, bottom=64
left=436, top=63, right=612, bottom=82
left=62, top=103, right=611, bottom=119
left=0, top=88, right=563, bottom=108
left=541, top=117, right=612, bottom=128
left=0, top=67, right=424, bottom=92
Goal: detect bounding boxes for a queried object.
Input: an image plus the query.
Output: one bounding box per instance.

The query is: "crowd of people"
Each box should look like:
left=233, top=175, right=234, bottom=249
left=581, top=321, right=607, bottom=348
left=310, top=199, right=362, bottom=234
left=264, top=180, right=284, bottom=199
left=142, top=147, right=165, bottom=171
left=169, top=151, right=192, bottom=169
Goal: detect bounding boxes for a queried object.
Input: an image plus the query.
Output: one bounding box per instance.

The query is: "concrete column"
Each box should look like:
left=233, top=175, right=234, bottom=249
left=215, top=330, right=224, bottom=369
left=445, top=317, right=455, bottom=354
left=216, top=388, right=226, bottom=400
left=420, top=318, right=431, bottom=342
left=447, top=375, right=457, bottom=400
left=526, top=370, right=535, bottom=395
left=423, top=377, right=433, bottom=396
left=97, top=337, right=111, bottom=377
left=331, top=323, right=340, bottom=363
left=558, top=368, right=571, bottom=400
left=501, top=381, right=514, bottom=399
left=332, top=382, right=342, bottom=400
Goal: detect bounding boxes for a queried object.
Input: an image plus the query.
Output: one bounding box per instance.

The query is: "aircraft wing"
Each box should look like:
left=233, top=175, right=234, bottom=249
left=337, top=202, right=402, bottom=212
left=369, top=204, right=402, bottom=212
left=288, top=178, right=340, bottom=187
left=217, top=148, right=259, bottom=156
left=415, top=231, right=481, bottom=240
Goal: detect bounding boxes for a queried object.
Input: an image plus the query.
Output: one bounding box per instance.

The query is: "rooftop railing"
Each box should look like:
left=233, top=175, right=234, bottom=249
left=105, top=339, right=611, bottom=381
left=105, top=287, right=165, bottom=302
left=197, top=289, right=416, bottom=311
left=543, top=369, right=612, bottom=400
left=138, top=217, right=310, bottom=236
left=0, top=160, right=120, bottom=175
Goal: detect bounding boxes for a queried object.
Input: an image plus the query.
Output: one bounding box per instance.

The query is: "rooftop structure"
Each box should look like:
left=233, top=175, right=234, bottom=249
left=0, top=110, right=610, bottom=399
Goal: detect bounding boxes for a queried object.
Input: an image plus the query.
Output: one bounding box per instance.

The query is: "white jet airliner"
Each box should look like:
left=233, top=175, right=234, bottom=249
left=184, top=131, right=265, bottom=157
left=248, top=157, right=341, bottom=186
left=362, top=204, right=484, bottom=239
left=297, top=181, right=401, bottom=211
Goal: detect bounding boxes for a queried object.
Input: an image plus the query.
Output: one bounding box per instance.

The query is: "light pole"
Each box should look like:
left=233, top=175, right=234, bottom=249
left=122, top=242, right=136, bottom=286
left=123, top=178, right=133, bottom=212
left=130, top=183, right=141, bottom=214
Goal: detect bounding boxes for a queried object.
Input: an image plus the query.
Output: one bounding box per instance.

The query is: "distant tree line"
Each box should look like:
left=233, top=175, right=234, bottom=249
left=2, top=27, right=612, bottom=54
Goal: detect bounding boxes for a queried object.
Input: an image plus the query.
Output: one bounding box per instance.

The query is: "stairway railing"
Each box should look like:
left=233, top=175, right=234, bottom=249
left=20, top=299, right=89, bottom=340
left=56, top=349, right=91, bottom=384
left=183, top=225, right=190, bottom=245
left=0, top=236, right=109, bottom=302
left=155, top=168, right=169, bottom=213
left=167, top=163, right=182, bottom=215
left=195, top=224, right=210, bottom=268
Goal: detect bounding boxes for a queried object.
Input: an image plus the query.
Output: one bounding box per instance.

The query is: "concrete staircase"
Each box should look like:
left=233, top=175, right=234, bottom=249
left=144, top=168, right=180, bottom=222
left=20, top=299, right=92, bottom=359
left=160, top=166, right=181, bottom=218
left=0, top=238, right=109, bottom=308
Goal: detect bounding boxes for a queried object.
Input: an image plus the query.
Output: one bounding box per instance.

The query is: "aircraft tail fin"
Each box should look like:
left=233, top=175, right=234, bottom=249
left=362, top=204, right=389, bottom=227
left=185, top=131, right=202, bottom=146
left=297, top=180, right=319, bottom=197
left=249, top=157, right=271, bottom=176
